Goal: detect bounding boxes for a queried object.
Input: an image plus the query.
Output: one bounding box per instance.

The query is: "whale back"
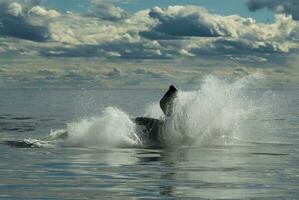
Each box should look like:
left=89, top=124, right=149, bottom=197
left=134, top=117, right=164, bottom=147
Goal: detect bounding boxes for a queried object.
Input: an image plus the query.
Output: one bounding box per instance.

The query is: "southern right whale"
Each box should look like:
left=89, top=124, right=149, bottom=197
left=134, top=85, right=178, bottom=147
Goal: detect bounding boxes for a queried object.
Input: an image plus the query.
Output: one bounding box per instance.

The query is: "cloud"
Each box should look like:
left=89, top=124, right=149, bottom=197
left=39, top=5, right=298, bottom=60
left=0, top=2, right=298, bottom=63
left=146, top=6, right=233, bottom=38
left=85, top=0, right=128, bottom=21
left=0, top=2, right=298, bottom=89
left=142, top=6, right=298, bottom=57
left=28, top=5, right=60, bottom=19
left=39, top=33, right=168, bottom=59
left=133, top=68, right=171, bottom=79
left=246, top=0, right=299, bottom=20
left=0, top=0, right=60, bottom=41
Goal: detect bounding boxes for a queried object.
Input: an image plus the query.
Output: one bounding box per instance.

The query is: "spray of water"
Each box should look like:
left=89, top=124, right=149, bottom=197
left=64, top=107, right=141, bottom=147
left=48, top=75, right=270, bottom=148
left=158, top=76, right=258, bottom=147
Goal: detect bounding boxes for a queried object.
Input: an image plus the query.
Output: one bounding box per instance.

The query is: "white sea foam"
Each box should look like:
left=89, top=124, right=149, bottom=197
left=23, top=138, right=53, bottom=148
left=64, top=107, right=140, bottom=147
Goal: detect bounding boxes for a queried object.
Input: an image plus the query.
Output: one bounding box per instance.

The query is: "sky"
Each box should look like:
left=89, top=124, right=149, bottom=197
left=0, top=0, right=298, bottom=89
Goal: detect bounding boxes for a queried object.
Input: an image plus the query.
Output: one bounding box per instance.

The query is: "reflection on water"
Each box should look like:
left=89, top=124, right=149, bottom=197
left=1, top=143, right=298, bottom=199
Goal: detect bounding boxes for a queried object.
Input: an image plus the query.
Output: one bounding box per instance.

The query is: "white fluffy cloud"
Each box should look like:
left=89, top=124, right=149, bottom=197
left=28, top=6, right=60, bottom=18
left=1, top=1, right=298, bottom=59
left=0, top=1, right=61, bottom=41
left=143, top=6, right=298, bottom=55
left=146, top=6, right=236, bottom=37
left=3, top=0, right=299, bottom=89
left=85, top=0, right=128, bottom=21
left=7, top=2, right=23, bottom=16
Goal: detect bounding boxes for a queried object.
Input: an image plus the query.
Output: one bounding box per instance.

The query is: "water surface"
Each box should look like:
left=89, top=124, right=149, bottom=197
left=0, top=78, right=299, bottom=199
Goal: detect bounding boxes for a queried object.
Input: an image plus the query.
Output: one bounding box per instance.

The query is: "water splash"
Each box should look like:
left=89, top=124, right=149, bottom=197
left=65, top=107, right=140, bottom=147
left=47, top=75, right=271, bottom=148
left=147, top=75, right=261, bottom=147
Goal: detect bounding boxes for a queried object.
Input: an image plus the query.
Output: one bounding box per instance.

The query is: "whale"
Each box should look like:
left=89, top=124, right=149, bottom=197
left=134, top=85, right=177, bottom=147
left=3, top=85, right=178, bottom=148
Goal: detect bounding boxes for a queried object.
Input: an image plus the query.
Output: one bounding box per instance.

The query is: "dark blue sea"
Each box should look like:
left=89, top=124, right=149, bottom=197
left=0, top=77, right=299, bottom=199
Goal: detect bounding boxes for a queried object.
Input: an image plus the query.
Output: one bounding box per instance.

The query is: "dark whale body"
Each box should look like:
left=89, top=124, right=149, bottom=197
left=134, top=117, right=164, bottom=147
left=4, top=85, right=178, bottom=148
left=134, top=85, right=177, bottom=147
left=4, top=140, right=38, bottom=148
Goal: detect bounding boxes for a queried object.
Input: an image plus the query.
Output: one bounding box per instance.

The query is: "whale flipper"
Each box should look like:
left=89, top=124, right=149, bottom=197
left=160, top=85, right=177, bottom=116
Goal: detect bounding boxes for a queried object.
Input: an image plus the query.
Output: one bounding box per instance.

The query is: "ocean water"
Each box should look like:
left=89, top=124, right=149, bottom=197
left=0, top=76, right=299, bottom=199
